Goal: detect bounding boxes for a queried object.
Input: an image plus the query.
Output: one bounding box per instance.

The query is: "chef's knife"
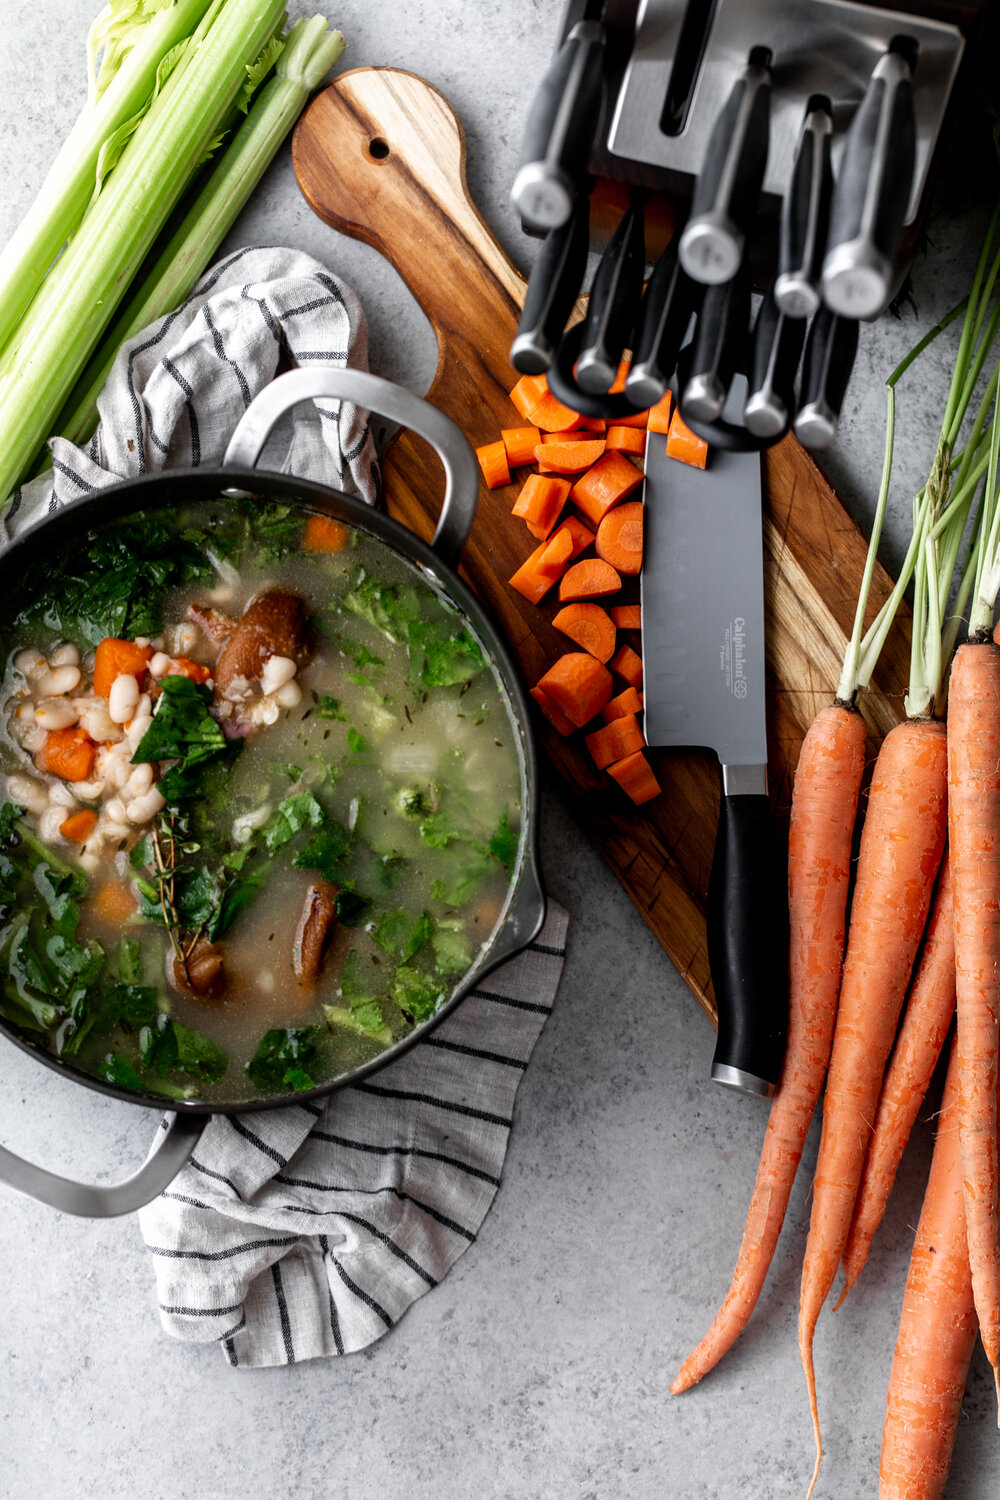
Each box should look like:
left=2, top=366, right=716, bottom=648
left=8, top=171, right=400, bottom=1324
left=641, top=425, right=787, bottom=1095
left=511, top=15, right=606, bottom=232
left=821, top=39, right=917, bottom=320
left=678, top=47, right=772, bottom=287
left=511, top=193, right=591, bottom=375
left=794, top=306, right=859, bottom=449
left=575, top=198, right=646, bottom=394
left=774, top=95, right=834, bottom=321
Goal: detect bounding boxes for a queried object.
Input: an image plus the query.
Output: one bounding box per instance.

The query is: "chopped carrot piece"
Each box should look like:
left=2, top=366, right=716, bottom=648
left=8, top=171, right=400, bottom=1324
left=93, top=638, right=153, bottom=698
left=169, top=656, right=212, bottom=685
left=529, top=684, right=577, bottom=737
left=585, top=712, right=645, bottom=770
left=508, top=527, right=574, bottom=604
left=567, top=417, right=607, bottom=433
left=302, top=513, right=350, bottom=552
left=570, top=451, right=644, bottom=527
left=92, top=879, right=139, bottom=925
left=550, top=515, right=596, bottom=559
left=601, top=686, right=643, bottom=722
left=605, top=425, right=646, bottom=456
left=536, top=653, right=613, bottom=728
left=59, top=808, right=98, bottom=843
left=501, top=425, right=542, bottom=468
left=558, top=558, right=622, bottom=602
left=612, top=409, right=651, bottom=429
left=607, top=750, right=661, bottom=805
left=596, top=501, right=643, bottom=576
left=610, top=605, right=641, bottom=630
left=540, top=431, right=590, bottom=443
left=610, top=642, right=643, bottom=689
left=476, top=440, right=511, bottom=489
left=552, top=602, right=617, bottom=663
left=509, top=373, right=581, bottom=433
left=666, top=408, right=709, bottom=468
left=646, top=391, right=673, bottom=434
left=39, top=727, right=97, bottom=783
left=609, top=358, right=631, bottom=394
left=535, top=438, right=606, bottom=474
left=512, top=474, right=571, bottom=541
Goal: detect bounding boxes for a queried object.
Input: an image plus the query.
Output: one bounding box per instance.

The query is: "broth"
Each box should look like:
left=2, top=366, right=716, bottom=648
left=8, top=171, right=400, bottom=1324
left=0, top=498, right=523, bottom=1103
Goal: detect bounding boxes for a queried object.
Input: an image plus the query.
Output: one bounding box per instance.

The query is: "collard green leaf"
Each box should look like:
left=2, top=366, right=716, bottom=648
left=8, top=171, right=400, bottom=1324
left=342, top=578, right=421, bottom=643
left=261, top=790, right=325, bottom=854
left=245, top=1026, right=321, bottom=1094
left=131, top=676, right=226, bottom=767
left=489, top=807, right=519, bottom=874
left=390, top=966, right=446, bottom=1025
left=432, top=919, right=472, bottom=975
left=407, top=617, right=485, bottom=690
left=372, top=908, right=433, bottom=962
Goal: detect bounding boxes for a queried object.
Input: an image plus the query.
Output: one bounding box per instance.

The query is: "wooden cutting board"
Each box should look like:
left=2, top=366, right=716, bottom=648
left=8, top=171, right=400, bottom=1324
left=293, top=67, right=910, bottom=1025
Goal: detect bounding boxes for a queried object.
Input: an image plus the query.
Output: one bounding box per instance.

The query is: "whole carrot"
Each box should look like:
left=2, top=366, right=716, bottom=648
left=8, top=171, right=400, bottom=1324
left=671, top=703, right=866, bottom=1393
left=799, top=716, right=948, bottom=1496
left=837, top=853, right=956, bottom=1304
left=879, top=1039, right=978, bottom=1499
left=947, top=636, right=1000, bottom=1407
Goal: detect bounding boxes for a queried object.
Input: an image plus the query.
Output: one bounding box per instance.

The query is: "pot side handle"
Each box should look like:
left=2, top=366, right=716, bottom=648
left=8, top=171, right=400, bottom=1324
left=223, top=368, right=480, bottom=569
left=0, top=1110, right=206, bottom=1218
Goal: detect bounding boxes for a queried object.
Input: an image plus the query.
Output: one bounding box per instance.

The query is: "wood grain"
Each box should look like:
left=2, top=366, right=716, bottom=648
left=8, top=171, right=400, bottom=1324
left=293, top=67, right=911, bottom=1025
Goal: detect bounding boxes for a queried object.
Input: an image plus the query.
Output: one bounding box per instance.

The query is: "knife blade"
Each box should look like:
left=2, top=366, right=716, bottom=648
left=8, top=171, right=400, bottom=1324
left=640, top=427, right=787, bottom=1095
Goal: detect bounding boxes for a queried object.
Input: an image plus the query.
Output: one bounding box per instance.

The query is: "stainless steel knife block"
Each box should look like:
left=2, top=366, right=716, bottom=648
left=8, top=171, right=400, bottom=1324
left=546, top=0, right=974, bottom=293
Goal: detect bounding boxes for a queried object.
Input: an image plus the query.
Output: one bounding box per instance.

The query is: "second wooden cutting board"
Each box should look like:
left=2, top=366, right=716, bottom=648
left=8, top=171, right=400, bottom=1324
left=293, top=66, right=911, bottom=1024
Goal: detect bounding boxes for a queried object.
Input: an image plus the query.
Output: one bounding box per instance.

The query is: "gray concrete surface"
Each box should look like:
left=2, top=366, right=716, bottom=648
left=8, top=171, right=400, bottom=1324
left=0, top=3, right=996, bottom=1497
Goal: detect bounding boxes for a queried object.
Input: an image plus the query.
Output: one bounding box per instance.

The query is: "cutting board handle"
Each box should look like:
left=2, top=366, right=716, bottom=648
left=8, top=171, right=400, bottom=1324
left=293, top=67, right=528, bottom=390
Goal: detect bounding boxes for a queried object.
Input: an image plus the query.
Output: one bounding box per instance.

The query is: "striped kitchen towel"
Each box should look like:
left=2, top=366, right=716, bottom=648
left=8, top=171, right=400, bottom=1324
left=138, top=905, right=567, bottom=1366
left=3, top=243, right=378, bottom=537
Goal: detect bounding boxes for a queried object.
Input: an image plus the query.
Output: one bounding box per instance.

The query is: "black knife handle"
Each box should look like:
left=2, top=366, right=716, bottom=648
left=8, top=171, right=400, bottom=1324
left=794, top=305, right=859, bottom=450
left=708, top=791, right=787, bottom=1096
left=679, top=48, right=771, bottom=286
left=743, top=285, right=807, bottom=441
left=775, top=95, right=833, bottom=320
left=576, top=200, right=646, bottom=394
left=679, top=256, right=751, bottom=425
left=511, top=194, right=591, bottom=375
left=511, top=19, right=606, bottom=232
left=625, top=237, right=698, bottom=408
left=821, top=39, right=917, bottom=320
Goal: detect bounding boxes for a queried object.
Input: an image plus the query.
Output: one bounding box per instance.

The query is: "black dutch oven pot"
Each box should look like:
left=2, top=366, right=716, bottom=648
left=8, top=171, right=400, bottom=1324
left=0, top=369, right=546, bottom=1217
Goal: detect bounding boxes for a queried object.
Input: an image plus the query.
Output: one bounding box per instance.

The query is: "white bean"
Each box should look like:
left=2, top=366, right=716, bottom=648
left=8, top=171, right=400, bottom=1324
left=49, top=782, right=78, bottom=809
left=149, top=652, right=172, bottom=679
left=134, top=637, right=151, bottom=649
left=104, top=796, right=128, bottom=826
left=6, top=774, right=48, bottom=814
left=260, top=654, right=297, bottom=695
left=37, top=664, right=81, bottom=697
left=11, top=712, right=47, bottom=753
left=226, top=674, right=253, bottom=702
left=38, top=806, right=67, bottom=843
left=173, top=622, right=198, bottom=655
left=125, top=787, right=165, bottom=824
left=150, top=637, right=165, bottom=651
left=274, top=679, right=302, bottom=710
left=257, top=971, right=276, bottom=995
left=78, top=849, right=101, bottom=875
left=126, top=715, right=152, bottom=751
left=35, top=696, right=79, bottom=731
left=134, top=692, right=152, bottom=720
left=255, top=698, right=281, bottom=726
left=101, top=820, right=130, bottom=845
left=13, top=648, right=47, bottom=680
left=122, top=763, right=154, bottom=799
left=48, top=643, right=80, bottom=668
left=81, top=703, right=123, bottom=743
left=108, top=673, right=140, bottom=724
left=72, top=777, right=105, bottom=801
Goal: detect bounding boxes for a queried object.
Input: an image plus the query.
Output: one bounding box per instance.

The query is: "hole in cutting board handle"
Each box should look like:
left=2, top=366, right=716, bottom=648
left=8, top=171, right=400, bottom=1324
left=368, top=136, right=390, bottom=160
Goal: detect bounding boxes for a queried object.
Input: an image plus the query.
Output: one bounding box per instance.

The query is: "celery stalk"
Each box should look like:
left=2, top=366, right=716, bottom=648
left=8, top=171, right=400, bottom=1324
left=0, top=0, right=216, bottom=357
left=0, top=0, right=286, bottom=507
left=52, top=15, right=346, bottom=450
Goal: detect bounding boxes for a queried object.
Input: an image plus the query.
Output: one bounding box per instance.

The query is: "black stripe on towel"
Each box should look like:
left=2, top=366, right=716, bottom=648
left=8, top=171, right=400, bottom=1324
left=159, top=1302, right=245, bottom=1317
left=335, top=1213, right=438, bottom=1286
left=147, top=1236, right=296, bottom=1262
left=420, top=1035, right=527, bottom=1070
left=227, top=1115, right=288, bottom=1167
left=319, top=1236, right=346, bottom=1354
left=309, top=1131, right=503, bottom=1188
left=472, top=988, right=552, bottom=1016
left=272, top=1263, right=295, bottom=1364
left=352, top=1082, right=512, bottom=1129
left=328, top=1257, right=394, bottom=1330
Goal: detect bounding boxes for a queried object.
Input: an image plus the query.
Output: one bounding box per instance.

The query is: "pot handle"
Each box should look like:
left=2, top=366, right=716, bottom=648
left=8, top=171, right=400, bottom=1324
left=223, top=368, right=480, bottom=569
left=0, top=1110, right=206, bottom=1218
